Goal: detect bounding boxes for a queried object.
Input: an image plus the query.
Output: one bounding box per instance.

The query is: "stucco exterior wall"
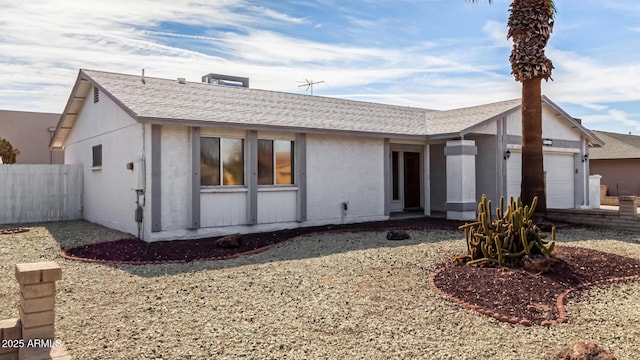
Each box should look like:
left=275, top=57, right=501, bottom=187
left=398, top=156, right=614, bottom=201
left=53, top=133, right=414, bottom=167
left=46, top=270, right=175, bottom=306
left=306, top=134, right=386, bottom=224
left=591, top=159, right=640, bottom=196
left=506, top=105, right=581, bottom=141
left=160, top=126, right=192, bottom=230
left=0, top=110, right=63, bottom=164
left=64, top=89, right=143, bottom=236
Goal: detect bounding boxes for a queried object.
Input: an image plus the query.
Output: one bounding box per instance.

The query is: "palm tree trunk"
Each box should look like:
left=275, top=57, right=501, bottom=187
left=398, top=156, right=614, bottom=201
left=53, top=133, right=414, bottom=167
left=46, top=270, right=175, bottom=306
left=520, top=77, right=547, bottom=215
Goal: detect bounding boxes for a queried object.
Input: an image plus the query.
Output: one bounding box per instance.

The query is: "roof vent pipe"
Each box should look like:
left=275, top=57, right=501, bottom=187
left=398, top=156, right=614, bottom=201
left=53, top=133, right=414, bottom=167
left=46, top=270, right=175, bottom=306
left=177, top=78, right=186, bottom=84
left=201, top=73, right=249, bottom=88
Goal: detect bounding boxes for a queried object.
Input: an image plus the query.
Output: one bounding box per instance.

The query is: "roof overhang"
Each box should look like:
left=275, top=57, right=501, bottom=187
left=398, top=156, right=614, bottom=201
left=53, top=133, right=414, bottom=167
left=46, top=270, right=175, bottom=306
left=137, top=116, right=429, bottom=141
left=49, top=72, right=93, bottom=150
left=49, top=69, right=139, bottom=150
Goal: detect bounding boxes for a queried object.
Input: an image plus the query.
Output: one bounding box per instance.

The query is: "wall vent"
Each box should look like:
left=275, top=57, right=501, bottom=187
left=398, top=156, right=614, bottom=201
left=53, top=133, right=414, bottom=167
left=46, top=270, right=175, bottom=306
left=201, top=73, right=249, bottom=88
left=93, top=86, right=99, bottom=103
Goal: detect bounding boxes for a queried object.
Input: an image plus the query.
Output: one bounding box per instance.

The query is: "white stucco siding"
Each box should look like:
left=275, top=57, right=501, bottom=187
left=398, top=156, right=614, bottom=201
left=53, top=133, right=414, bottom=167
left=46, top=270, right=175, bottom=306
left=306, top=134, right=385, bottom=223
left=63, top=92, right=143, bottom=236
left=160, top=126, right=191, bottom=230
left=506, top=104, right=580, bottom=141
left=65, top=89, right=139, bottom=146
left=469, top=121, right=497, bottom=135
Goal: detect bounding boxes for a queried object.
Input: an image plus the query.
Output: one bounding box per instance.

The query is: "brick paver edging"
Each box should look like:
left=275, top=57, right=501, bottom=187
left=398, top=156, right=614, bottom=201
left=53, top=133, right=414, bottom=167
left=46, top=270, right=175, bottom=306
left=429, top=266, right=640, bottom=326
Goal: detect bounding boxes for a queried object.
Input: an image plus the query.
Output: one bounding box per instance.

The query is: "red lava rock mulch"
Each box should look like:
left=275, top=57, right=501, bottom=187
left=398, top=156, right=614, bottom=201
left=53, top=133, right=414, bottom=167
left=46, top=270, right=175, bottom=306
left=0, top=227, right=30, bottom=235
left=60, top=217, right=464, bottom=265
left=430, top=246, right=640, bottom=326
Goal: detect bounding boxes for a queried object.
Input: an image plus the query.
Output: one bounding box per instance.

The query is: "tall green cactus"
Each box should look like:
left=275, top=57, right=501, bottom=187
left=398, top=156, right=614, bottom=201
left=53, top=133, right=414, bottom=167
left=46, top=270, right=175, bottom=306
left=455, top=194, right=556, bottom=267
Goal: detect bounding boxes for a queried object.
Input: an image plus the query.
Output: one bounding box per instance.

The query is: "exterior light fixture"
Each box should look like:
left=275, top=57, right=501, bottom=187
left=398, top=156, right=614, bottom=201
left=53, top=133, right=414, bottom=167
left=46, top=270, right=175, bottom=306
left=504, top=150, right=511, bottom=160
left=583, top=154, right=589, bottom=162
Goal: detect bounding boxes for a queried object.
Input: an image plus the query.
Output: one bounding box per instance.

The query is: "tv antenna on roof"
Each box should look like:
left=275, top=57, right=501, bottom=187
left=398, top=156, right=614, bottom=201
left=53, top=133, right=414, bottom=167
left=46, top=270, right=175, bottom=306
left=298, top=79, right=325, bottom=95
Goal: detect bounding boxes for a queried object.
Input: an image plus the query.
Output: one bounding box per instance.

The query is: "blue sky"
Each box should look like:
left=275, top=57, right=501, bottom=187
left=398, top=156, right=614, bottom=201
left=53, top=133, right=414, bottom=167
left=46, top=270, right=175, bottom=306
left=1, top=0, right=639, bottom=134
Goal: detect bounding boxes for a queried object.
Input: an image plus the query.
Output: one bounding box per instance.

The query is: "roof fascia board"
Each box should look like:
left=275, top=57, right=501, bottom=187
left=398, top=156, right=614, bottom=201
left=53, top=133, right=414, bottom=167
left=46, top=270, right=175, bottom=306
left=425, top=132, right=464, bottom=141
left=137, top=116, right=428, bottom=141
left=541, top=95, right=604, bottom=147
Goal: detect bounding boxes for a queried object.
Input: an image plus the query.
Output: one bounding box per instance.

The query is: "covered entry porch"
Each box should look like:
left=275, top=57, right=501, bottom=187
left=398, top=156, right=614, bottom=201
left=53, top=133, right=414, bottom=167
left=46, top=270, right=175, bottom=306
left=386, top=139, right=478, bottom=221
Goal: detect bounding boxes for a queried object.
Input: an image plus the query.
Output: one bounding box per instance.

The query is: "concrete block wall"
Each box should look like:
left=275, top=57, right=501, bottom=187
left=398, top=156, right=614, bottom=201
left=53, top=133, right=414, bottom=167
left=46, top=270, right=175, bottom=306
left=548, top=196, right=640, bottom=230
left=600, top=185, right=640, bottom=206
left=0, top=262, right=70, bottom=360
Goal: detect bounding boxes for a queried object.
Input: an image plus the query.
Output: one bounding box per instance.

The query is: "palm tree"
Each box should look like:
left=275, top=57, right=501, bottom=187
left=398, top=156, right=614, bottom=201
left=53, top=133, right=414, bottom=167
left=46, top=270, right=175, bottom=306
left=468, top=0, right=556, bottom=215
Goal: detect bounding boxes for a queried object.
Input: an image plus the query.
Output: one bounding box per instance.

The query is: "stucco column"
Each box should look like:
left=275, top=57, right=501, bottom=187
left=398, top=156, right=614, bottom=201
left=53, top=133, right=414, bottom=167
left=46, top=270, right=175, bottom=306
left=588, top=175, right=602, bottom=209
left=444, top=140, right=477, bottom=221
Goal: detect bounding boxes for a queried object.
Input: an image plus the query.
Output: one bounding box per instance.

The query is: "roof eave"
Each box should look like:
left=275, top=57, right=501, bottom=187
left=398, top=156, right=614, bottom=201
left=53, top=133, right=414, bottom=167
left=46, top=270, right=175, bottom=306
left=49, top=69, right=140, bottom=150
left=137, top=116, right=429, bottom=141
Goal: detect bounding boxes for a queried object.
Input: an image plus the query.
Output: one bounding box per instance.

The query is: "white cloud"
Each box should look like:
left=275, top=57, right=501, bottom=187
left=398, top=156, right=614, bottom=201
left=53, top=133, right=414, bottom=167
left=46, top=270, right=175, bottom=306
left=482, top=20, right=510, bottom=48
left=581, top=109, right=640, bottom=133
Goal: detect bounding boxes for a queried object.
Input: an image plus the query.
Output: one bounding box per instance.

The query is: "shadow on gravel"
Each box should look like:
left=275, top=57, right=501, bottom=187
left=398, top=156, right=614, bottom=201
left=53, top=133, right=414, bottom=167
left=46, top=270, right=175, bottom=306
left=44, top=217, right=469, bottom=277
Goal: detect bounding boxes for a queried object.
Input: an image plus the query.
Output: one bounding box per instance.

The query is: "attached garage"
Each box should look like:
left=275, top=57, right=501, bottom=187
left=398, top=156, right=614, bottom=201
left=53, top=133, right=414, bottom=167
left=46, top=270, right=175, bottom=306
left=544, top=152, right=576, bottom=209
left=506, top=150, right=576, bottom=209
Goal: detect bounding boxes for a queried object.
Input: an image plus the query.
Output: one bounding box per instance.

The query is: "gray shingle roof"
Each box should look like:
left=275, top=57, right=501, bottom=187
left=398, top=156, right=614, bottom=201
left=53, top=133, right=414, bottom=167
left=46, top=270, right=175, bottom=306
left=590, top=131, right=640, bottom=159
left=84, top=70, right=434, bottom=136
left=51, top=69, right=600, bottom=149
left=425, top=99, right=522, bottom=135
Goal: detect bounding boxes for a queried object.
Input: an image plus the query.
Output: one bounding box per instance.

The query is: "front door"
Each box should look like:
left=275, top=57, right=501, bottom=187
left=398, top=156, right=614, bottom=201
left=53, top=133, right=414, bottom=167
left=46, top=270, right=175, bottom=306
left=403, top=152, right=421, bottom=209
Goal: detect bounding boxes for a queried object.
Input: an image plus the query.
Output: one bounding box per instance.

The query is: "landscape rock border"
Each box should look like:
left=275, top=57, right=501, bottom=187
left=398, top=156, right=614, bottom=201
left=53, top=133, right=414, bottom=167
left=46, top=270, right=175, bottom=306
left=0, top=227, right=30, bottom=235
left=59, top=239, right=283, bottom=265
left=57, top=220, right=455, bottom=266
left=429, top=265, right=640, bottom=327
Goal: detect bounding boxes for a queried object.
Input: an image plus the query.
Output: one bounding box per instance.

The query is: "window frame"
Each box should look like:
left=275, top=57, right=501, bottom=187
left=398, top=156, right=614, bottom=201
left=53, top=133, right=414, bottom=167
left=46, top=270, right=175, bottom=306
left=257, top=138, right=295, bottom=186
left=200, top=136, right=245, bottom=187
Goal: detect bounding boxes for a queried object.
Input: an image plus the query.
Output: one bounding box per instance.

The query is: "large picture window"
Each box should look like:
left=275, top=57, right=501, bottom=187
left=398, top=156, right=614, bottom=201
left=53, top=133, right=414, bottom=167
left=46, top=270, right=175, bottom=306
left=258, top=139, right=294, bottom=185
left=200, top=137, right=244, bottom=186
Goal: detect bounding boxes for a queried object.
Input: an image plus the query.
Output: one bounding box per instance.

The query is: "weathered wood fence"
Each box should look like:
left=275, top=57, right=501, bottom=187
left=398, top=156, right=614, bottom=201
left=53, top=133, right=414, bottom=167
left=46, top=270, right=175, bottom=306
left=0, top=165, right=82, bottom=224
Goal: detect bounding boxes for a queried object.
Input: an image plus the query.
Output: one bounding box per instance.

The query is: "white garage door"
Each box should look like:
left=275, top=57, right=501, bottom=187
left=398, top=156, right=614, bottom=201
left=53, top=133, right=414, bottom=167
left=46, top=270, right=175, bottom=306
left=544, top=153, right=575, bottom=209
left=506, top=151, right=575, bottom=209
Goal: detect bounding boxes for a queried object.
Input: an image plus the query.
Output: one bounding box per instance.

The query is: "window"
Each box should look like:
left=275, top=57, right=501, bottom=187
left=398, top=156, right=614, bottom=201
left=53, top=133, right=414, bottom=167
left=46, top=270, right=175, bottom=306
left=258, top=139, right=294, bottom=185
left=200, top=137, right=244, bottom=186
left=92, top=145, right=102, bottom=168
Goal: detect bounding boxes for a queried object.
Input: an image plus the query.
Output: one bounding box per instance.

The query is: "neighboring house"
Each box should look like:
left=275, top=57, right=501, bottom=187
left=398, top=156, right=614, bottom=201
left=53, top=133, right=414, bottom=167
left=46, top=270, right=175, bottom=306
left=589, top=130, right=640, bottom=196
left=50, top=69, right=603, bottom=241
left=0, top=109, right=64, bottom=164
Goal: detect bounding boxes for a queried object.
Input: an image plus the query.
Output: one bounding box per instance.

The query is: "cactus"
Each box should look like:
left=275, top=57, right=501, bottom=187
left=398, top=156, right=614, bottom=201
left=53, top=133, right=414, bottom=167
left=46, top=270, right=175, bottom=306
left=454, top=194, right=556, bottom=268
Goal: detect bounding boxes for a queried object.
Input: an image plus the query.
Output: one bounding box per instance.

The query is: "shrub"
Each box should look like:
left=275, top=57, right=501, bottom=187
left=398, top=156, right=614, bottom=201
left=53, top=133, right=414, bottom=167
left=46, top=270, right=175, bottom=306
left=0, top=137, right=19, bottom=164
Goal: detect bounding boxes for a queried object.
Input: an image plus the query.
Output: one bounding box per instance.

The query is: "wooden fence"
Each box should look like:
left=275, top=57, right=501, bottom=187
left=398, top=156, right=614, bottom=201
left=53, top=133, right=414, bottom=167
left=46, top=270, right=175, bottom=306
left=0, top=165, right=82, bottom=224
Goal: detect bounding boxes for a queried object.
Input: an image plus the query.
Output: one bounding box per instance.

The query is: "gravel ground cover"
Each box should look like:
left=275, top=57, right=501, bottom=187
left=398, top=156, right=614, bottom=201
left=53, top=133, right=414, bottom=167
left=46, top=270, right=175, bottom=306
left=1, top=221, right=640, bottom=359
